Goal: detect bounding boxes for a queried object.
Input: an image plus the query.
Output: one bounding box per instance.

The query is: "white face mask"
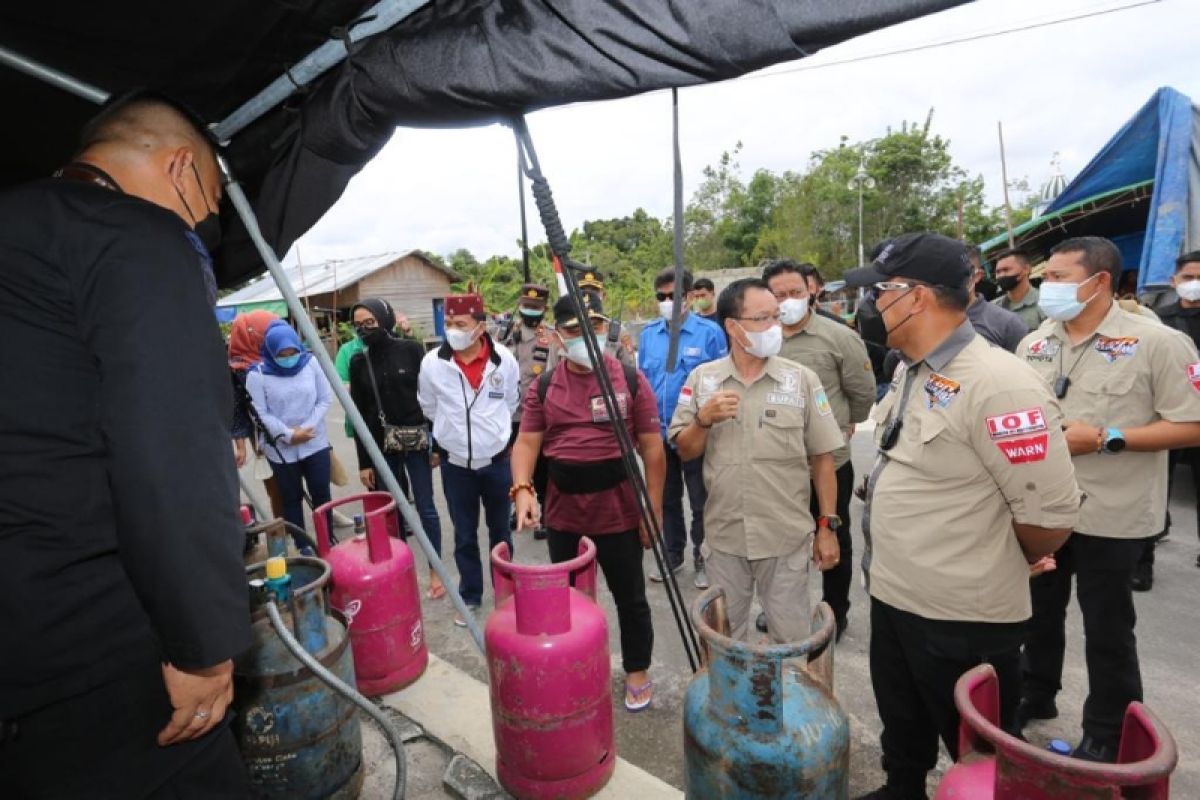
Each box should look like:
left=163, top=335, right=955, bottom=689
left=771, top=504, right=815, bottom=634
left=658, top=299, right=677, bottom=320
left=1038, top=274, right=1100, bottom=322
left=778, top=297, right=809, bottom=326
left=445, top=325, right=479, bottom=352
left=558, top=332, right=596, bottom=369
left=1177, top=279, right=1200, bottom=303
left=738, top=323, right=783, bottom=359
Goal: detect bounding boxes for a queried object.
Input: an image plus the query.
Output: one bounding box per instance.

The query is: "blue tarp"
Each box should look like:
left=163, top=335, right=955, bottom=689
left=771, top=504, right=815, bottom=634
left=1043, top=87, right=1198, bottom=290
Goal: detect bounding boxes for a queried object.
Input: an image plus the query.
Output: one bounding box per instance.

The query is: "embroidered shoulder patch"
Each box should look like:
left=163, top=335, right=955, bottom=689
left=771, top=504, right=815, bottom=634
left=677, top=385, right=694, bottom=406
left=985, top=407, right=1047, bottom=439
left=1188, top=362, right=1200, bottom=392
left=814, top=387, right=833, bottom=416
left=924, top=373, right=961, bottom=409
left=1094, top=336, right=1138, bottom=363
left=995, top=433, right=1049, bottom=464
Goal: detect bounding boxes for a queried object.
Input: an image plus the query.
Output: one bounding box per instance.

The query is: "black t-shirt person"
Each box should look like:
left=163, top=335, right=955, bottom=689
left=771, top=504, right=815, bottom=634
left=0, top=179, right=252, bottom=720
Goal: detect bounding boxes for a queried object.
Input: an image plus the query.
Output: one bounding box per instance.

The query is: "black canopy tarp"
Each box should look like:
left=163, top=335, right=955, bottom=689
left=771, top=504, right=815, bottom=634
left=0, top=0, right=966, bottom=287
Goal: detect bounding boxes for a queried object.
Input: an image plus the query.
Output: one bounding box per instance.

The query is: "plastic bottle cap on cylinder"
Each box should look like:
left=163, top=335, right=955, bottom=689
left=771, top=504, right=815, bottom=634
left=265, top=557, right=288, bottom=580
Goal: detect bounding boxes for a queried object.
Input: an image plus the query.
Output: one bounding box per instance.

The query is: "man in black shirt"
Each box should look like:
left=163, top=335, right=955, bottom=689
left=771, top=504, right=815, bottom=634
left=1139, top=251, right=1200, bottom=581
left=0, top=94, right=252, bottom=797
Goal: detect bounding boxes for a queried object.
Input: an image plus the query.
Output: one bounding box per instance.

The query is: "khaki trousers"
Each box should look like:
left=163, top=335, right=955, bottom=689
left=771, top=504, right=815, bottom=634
left=703, top=537, right=812, bottom=644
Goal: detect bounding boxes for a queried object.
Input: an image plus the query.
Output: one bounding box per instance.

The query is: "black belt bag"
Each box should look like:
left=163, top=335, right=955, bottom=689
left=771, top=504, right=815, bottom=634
left=547, top=457, right=628, bottom=495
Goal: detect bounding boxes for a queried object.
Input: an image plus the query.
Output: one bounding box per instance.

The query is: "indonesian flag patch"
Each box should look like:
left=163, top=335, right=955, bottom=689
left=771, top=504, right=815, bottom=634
left=1188, top=362, right=1200, bottom=393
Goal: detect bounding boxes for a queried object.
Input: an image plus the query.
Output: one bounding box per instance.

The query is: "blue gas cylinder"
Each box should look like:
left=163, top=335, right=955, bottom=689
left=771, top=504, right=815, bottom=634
left=233, top=556, right=364, bottom=799
left=683, top=590, right=850, bottom=799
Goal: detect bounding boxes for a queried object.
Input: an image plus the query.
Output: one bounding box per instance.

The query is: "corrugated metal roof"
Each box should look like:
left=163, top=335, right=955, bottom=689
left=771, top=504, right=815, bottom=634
left=217, top=251, right=457, bottom=307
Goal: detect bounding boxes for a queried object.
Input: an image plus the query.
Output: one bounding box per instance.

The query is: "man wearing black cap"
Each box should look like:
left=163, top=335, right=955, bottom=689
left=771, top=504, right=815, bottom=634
left=511, top=291, right=664, bottom=711
left=845, top=233, right=1080, bottom=800
left=502, top=283, right=557, bottom=539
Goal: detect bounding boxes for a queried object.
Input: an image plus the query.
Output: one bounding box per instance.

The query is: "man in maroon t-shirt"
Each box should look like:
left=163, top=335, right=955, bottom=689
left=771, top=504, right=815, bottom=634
left=511, top=291, right=665, bottom=712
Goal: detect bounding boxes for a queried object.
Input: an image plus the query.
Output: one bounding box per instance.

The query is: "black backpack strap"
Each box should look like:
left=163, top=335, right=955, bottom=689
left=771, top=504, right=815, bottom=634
left=537, top=366, right=554, bottom=404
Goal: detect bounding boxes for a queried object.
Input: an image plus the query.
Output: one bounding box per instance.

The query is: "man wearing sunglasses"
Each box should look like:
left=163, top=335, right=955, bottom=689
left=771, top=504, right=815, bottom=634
left=638, top=267, right=727, bottom=588
left=845, top=233, right=1080, bottom=800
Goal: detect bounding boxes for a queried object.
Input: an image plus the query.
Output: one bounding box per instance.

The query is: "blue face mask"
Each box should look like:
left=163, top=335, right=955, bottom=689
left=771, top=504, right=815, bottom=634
left=1039, top=273, right=1100, bottom=322
left=275, top=354, right=302, bottom=369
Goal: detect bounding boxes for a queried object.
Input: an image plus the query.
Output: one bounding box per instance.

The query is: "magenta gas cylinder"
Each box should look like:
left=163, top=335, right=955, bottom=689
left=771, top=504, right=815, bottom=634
left=486, top=538, right=614, bottom=799
left=313, top=492, right=427, bottom=695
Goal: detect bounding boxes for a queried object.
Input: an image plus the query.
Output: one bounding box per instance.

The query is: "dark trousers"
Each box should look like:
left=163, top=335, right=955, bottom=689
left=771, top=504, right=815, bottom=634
left=809, top=460, right=854, bottom=623
left=548, top=528, right=654, bottom=674
left=870, top=598, right=1025, bottom=796
left=384, top=450, right=442, bottom=556
left=1021, top=532, right=1145, bottom=743
left=1140, top=447, right=1200, bottom=567
left=441, top=457, right=513, bottom=607
left=663, top=444, right=706, bottom=565
left=269, top=447, right=332, bottom=539
left=0, top=650, right=248, bottom=799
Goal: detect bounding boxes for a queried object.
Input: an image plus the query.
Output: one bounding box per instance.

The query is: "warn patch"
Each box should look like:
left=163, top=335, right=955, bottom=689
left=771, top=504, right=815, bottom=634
left=924, top=373, right=961, bottom=409
left=1188, top=362, right=1200, bottom=393
left=1094, top=336, right=1138, bottom=363
left=996, top=433, right=1049, bottom=464
left=986, top=407, right=1048, bottom=439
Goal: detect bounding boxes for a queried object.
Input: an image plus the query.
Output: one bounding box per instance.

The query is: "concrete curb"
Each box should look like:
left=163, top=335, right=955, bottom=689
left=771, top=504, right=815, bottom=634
left=382, top=653, right=683, bottom=799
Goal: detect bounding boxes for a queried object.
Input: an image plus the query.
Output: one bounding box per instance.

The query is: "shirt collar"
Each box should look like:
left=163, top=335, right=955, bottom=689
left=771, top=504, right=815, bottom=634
left=915, top=318, right=976, bottom=372
left=1048, top=299, right=1121, bottom=343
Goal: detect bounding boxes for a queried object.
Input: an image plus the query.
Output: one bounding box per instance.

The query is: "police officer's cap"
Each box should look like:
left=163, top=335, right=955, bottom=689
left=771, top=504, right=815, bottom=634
left=519, top=283, right=550, bottom=305
left=553, top=291, right=608, bottom=329
left=577, top=269, right=605, bottom=290
left=843, top=233, right=972, bottom=291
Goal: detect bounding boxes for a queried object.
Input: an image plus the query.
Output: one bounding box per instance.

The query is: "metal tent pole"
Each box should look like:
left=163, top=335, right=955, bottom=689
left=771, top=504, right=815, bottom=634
left=0, top=44, right=107, bottom=103
left=220, top=154, right=487, bottom=653
left=213, top=0, right=429, bottom=141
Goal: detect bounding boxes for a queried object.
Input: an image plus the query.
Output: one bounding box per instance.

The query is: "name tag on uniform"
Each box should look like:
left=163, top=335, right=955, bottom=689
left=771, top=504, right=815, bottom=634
left=488, top=391, right=505, bottom=399
left=684, top=346, right=702, bottom=358
left=1025, top=337, right=1059, bottom=362
left=766, top=392, right=803, bottom=408
left=591, top=393, right=629, bottom=422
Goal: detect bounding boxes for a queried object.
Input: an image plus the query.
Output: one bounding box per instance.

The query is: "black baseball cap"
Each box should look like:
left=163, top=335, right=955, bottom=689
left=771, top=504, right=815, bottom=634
left=553, top=291, right=608, bottom=329
left=843, top=233, right=973, bottom=291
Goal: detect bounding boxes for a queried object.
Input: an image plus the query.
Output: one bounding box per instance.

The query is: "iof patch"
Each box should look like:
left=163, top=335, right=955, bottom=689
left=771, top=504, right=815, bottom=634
left=1094, top=335, right=1138, bottom=363
left=677, top=385, right=694, bottom=406
left=1025, top=338, right=1060, bottom=362
left=985, top=407, right=1047, bottom=439
left=924, top=373, right=961, bottom=409
left=1188, top=362, right=1200, bottom=392
left=995, top=433, right=1049, bottom=464
left=766, top=392, right=804, bottom=408
left=814, top=387, right=833, bottom=416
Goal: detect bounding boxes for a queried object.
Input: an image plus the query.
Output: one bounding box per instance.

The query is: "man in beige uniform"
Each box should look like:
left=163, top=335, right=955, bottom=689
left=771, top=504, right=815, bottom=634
left=844, top=233, right=1080, bottom=800
left=1016, top=236, right=1200, bottom=762
left=669, top=278, right=843, bottom=643
left=763, top=258, right=874, bottom=639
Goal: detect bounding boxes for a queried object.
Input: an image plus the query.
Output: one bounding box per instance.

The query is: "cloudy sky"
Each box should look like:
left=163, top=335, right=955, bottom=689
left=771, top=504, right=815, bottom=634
left=285, top=0, right=1196, bottom=268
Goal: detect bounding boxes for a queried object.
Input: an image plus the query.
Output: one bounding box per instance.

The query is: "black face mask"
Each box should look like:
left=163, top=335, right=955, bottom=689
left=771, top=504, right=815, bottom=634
left=996, top=275, right=1021, bottom=292
left=176, top=163, right=221, bottom=254
left=357, top=326, right=390, bottom=347
left=520, top=312, right=544, bottom=328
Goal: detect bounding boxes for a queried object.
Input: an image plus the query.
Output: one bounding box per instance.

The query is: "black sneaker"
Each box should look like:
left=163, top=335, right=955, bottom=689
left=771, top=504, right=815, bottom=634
left=835, top=615, right=848, bottom=643
left=1072, top=734, right=1118, bottom=763
left=1014, top=697, right=1058, bottom=731
left=1130, top=562, right=1153, bottom=592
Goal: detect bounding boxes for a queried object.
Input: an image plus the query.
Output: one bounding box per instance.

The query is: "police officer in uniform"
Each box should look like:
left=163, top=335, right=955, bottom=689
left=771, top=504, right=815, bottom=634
left=843, top=234, right=1080, bottom=800
left=763, top=259, right=875, bottom=639
left=578, top=269, right=637, bottom=366
left=669, top=278, right=843, bottom=643
left=1015, top=236, right=1200, bottom=761
left=503, top=284, right=557, bottom=538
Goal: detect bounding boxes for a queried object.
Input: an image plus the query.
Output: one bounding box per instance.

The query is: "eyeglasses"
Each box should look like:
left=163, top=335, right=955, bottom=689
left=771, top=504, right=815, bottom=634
left=354, top=319, right=379, bottom=329
left=735, top=313, right=782, bottom=325
left=655, top=291, right=675, bottom=302
left=772, top=289, right=808, bottom=301
left=873, top=281, right=915, bottom=292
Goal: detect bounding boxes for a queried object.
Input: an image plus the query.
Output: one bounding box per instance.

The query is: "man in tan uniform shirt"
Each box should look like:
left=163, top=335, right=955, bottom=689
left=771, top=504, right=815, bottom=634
left=844, top=233, right=1080, bottom=800
left=763, top=259, right=875, bottom=639
left=669, top=278, right=843, bottom=643
left=1015, top=236, right=1200, bottom=762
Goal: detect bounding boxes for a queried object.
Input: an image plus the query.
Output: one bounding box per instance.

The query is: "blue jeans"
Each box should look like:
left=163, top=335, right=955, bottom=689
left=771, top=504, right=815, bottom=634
left=440, top=457, right=513, bottom=607
left=663, top=443, right=706, bottom=565
left=270, top=447, right=331, bottom=545
left=384, top=451, right=442, bottom=556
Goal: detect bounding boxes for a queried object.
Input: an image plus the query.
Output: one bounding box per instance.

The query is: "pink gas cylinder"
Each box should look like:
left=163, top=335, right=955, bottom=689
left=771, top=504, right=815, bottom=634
left=312, top=491, right=427, bottom=695
left=486, top=538, right=614, bottom=800
left=935, top=664, right=1177, bottom=799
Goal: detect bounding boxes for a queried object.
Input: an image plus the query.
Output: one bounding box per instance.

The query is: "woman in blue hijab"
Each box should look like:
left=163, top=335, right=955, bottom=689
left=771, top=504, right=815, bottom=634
left=246, top=321, right=332, bottom=539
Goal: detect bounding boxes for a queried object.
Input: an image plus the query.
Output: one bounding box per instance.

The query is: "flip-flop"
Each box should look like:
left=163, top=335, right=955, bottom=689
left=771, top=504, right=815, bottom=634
left=624, top=679, right=653, bottom=713
left=426, top=582, right=447, bottom=600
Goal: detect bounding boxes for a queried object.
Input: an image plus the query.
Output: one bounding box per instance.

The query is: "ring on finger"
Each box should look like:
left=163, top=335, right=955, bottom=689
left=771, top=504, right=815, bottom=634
left=193, top=709, right=211, bottom=721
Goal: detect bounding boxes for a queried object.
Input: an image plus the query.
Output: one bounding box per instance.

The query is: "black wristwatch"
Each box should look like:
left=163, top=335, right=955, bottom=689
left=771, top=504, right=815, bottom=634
left=817, top=515, right=842, bottom=533
left=1101, top=427, right=1126, bottom=455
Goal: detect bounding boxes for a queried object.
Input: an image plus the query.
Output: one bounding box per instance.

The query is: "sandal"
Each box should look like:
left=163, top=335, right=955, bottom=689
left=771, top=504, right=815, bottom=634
left=624, top=679, right=653, bottom=713
left=427, top=580, right=447, bottom=600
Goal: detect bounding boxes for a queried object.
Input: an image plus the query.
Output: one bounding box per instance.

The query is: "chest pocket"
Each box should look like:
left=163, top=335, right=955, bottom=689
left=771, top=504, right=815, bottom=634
left=1073, top=368, right=1138, bottom=423
left=755, top=407, right=806, bottom=461
left=796, top=350, right=838, bottom=387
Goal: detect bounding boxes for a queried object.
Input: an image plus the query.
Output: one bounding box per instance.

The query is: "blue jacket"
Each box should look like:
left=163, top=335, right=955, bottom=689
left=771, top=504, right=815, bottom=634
left=638, top=313, right=727, bottom=439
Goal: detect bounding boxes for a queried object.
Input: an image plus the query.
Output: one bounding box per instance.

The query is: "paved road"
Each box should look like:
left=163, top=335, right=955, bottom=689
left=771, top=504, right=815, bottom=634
left=243, top=408, right=1198, bottom=796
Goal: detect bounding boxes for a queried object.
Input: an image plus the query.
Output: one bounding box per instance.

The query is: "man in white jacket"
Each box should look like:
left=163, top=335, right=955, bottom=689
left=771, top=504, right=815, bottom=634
left=419, top=293, right=521, bottom=625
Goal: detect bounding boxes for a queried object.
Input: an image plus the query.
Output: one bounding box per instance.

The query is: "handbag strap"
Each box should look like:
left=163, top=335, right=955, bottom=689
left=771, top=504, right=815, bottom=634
left=362, top=349, right=391, bottom=428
